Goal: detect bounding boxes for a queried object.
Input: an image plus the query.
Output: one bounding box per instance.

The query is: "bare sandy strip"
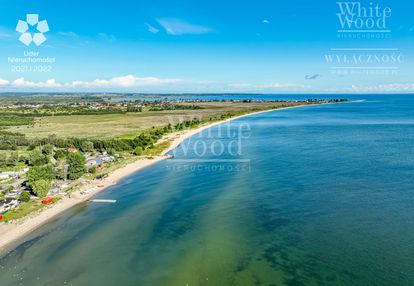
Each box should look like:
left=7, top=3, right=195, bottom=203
left=0, top=104, right=313, bottom=254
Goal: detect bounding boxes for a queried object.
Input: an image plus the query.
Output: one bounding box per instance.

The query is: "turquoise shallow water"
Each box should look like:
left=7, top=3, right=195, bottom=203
left=1, top=95, right=414, bottom=285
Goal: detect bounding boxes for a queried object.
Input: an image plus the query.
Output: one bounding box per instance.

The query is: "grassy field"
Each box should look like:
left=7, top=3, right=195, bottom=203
left=1, top=201, right=46, bottom=222
left=7, top=101, right=301, bottom=139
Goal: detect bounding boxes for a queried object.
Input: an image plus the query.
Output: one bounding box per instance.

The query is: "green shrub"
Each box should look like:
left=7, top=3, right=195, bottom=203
left=134, top=146, right=143, bottom=156
left=5, top=186, right=14, bottom=193
left=88, top=165, right=97, bottom=174
left=28, top=149, right=49, bottom=166
left=26, top=164, right=54, bottom=186
left=31, top=180, right=52, bottom=198
left=67, top=152, right=86, bottom=180
left=19, top=191, right=31, bottom=202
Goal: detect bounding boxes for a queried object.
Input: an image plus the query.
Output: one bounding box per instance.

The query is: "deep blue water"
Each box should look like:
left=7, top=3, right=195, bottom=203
left=1, top=95, right=413, bottom=285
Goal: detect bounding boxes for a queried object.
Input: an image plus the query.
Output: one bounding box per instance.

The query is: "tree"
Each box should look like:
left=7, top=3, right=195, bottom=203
left=42, top=144, right=54, bottom=156
left=26, top=164, right=54, bottom=186
left=6, top=152, right=19, bottom=167
left=19, top=154, right=28, bottom=163
left=88, top=165, right=97, bottom=174
left=0, top=152, right=19, bottom=168
left=28, top=149, right=49, bottom=166
left=0, top=156, right=7, bottom=168
left=80, top=141, right=94, bottom=153
left=134, top=146, right=143, bottom=156
left=31, top=179, right=51, bottom=198
left=56, top=163, right=67, bottom=180
left=67, top=152, right=86, bottom=180
left=54, top=149, right=68, bottom=160
left=19, top=191, right=31, bottom=202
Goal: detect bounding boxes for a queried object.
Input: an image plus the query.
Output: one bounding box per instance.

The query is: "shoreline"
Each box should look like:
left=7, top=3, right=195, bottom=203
left=0, top=103, right=324, bottom=254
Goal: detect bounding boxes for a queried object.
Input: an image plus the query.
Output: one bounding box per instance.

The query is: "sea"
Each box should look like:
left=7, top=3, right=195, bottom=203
left=0, top=94, right=413, bottom=286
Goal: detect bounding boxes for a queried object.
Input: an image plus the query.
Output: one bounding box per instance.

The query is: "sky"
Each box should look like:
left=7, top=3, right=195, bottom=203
left=0, top=0, right=413, bottom=93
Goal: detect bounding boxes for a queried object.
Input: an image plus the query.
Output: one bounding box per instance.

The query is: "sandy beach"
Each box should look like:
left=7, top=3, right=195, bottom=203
left=0, top=105, right=312, bottom=254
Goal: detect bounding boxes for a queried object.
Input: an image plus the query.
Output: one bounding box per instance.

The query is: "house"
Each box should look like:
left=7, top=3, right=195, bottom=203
left=0, top=198, right=20, bottom=213
left=67, top=148, right=78, bottom=153
left=86, top=158, right=103, bottom=168
left=100, top=154, right=115, bottom=163
left=86, top=154, right=115, bottom=169
left=49, top=187, right=60, bottom=195
left=0, top=171, right=18, bottom=181
left=49, top=183, right=70, bottom=195
left=0, top=174, right=9, bottom=180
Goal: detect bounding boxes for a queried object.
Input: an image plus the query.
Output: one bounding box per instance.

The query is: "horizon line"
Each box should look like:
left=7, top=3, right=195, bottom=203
left=0, top=92, right=413, bottom=96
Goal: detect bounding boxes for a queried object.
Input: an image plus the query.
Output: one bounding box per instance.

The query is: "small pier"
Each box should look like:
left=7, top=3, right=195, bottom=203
left=90, top=199, right=117, bottom=204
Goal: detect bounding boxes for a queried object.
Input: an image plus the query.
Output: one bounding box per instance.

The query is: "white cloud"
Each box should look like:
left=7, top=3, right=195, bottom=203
left=12, top=78, right=62, bottom=88
left=263, top=20, right=270, bottom=24
left=69, top=75, right=180, bottom=88
left=0, top=27, right=14, bottom=38
left=2, top=76, right=414, bottom=93
left=349, top=83, right=414, bottom=92
left=228, top=83, right=308, bottom=90
left=156, top=18, right=212, bottom=35
left=228, top=83, right=253, bottom=89
left=145, top=23, right=159, bottom=34
left=0, top=75, right=180, bottom=90
left=196, top=80, right=217, bottom=84
left=0, top=78, right=10, bottom=86
left=98, top=33, right=116, bottom=42
left=0, top=31, right=13, bottom=38
left=58, top=31, right=80, bottom=39
left=261, top=83, right=308, bottom=89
